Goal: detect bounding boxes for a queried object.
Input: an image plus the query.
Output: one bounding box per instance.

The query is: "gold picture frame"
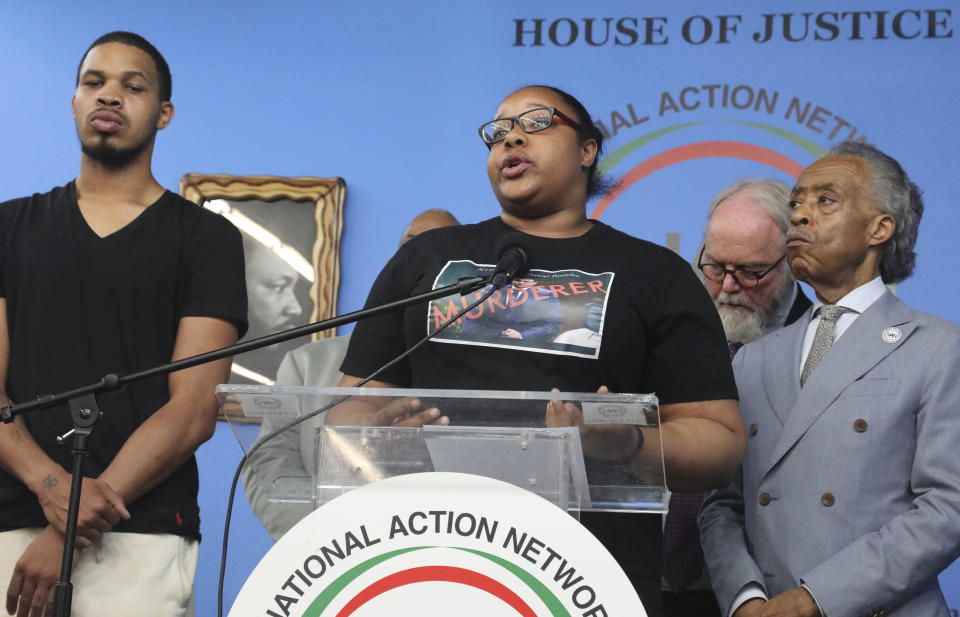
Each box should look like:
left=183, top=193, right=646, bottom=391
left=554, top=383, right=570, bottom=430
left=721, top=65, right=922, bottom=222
left=180, top=174, right=345, bottom=418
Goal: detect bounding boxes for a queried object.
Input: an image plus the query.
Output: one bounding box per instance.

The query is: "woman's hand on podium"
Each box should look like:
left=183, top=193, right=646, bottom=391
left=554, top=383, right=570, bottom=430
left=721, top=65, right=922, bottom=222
left=375, top=397, right=449, bottom=427
left=325, top=379, right=449, bottom=428
left=544, top=386, right=642, bottom=465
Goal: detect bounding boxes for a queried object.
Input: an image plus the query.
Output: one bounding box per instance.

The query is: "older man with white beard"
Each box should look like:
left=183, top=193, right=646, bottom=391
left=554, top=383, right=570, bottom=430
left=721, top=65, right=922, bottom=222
left=662, top=179, right=811, bottom=617
left=698, top=179, right=812, bottom=348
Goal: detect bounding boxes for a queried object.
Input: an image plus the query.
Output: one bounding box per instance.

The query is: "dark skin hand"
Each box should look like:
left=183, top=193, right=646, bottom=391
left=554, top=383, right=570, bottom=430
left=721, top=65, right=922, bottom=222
left=545, top=386, right=641, bottom=464
left=734, top=598, right=767, bottom=617
left=734, top=588, right=821, bottom=617
left=5, top=526, right=78, bottom=617
left=326, top=376, right=450, bottom=427
left=372, top=397, right=447, bottom=427
left=35, top=473, right=129, bottom=547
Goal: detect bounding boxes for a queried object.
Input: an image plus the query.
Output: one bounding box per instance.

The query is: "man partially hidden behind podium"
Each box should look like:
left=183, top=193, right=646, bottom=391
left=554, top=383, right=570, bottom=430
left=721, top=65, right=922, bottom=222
left=0, top=32, right=247, bottom=616
left=243, top=208, right=459, bottom=541
left=700, top=142, right=960, bottom=617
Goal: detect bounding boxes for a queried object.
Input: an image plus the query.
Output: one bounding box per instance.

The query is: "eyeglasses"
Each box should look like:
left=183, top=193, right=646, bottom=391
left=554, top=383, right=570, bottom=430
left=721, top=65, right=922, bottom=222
left=478, top=107, right=582, bottom=147
left=696, top=246, right=786, bottom=288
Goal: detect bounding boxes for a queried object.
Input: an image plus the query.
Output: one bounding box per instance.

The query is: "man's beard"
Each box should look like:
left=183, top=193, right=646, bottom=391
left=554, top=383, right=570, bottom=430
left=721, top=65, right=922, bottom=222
left=716, top=272, right=794, bottom=344
left=80, top=130, right=154, bottom=168
left=716, top=297, right=766, bottom=344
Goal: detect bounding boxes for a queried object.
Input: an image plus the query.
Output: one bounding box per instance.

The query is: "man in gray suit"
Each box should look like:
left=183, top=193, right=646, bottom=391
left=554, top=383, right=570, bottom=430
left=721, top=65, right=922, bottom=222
left=243, top=209, right=459, bottom=540
left=664, top=180, right=812, bottom=617
left=700, top=142, right=960, bottom=617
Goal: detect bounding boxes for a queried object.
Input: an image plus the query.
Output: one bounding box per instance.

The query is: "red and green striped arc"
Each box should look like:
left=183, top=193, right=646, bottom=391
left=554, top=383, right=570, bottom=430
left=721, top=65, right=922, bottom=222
left=302, top=546, right=571, bottom=617
left=590, top=120, right=826, bottom=219
left=591, top=140, right=804, bottom=218
left=335, top=566, right=536, bottom=617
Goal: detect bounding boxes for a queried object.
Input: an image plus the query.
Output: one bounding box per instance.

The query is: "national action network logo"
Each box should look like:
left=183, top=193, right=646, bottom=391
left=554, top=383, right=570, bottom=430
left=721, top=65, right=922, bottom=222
left=586, top=83, right=868, bottom=237
left=230, top=473, right=646, bottom=617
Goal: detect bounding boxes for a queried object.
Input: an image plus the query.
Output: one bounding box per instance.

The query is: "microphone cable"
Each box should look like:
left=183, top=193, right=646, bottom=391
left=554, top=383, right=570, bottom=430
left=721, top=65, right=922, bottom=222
left=216, top=281, right=499, bottom=617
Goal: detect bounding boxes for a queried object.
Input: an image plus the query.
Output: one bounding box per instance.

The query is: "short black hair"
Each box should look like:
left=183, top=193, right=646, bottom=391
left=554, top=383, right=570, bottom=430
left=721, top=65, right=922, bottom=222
left=77, top=31, right=172, bottom=102
left=525, top=85, right=605, bottom=198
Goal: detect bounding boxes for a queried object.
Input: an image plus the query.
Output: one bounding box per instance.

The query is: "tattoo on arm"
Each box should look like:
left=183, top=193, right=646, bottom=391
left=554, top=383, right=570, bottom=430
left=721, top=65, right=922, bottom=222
left=42, top=474, right=58, bottom=490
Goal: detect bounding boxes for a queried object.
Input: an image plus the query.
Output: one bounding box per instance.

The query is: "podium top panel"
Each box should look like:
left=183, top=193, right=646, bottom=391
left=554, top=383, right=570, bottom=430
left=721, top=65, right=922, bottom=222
left=215, top=385, right=658, bottom=426
left=223, top=385, right=666, bottom=515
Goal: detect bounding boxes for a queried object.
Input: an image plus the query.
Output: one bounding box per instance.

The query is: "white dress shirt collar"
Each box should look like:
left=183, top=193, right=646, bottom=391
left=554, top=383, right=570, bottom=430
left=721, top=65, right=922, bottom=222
left=810, top=276, right=887, bottom=317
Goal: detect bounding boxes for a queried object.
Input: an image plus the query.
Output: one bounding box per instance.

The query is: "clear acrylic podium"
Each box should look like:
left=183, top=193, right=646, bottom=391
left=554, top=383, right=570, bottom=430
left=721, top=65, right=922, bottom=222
left=219, top=386, right=665, bottom=532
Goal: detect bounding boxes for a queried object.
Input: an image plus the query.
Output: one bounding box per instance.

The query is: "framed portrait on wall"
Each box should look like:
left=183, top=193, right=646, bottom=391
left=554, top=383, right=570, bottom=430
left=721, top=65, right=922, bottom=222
left=180, top=174, right=345, bottom=412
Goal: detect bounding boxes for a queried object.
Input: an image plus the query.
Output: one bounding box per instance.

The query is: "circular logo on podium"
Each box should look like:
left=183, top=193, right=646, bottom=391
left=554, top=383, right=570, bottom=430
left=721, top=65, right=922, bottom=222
left=230, top=472, right=645, bottom=617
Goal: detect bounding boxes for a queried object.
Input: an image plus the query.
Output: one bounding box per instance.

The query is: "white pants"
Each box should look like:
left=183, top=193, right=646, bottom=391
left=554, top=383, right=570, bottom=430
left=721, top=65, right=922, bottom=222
left=0, top=529, right=197, bottom=617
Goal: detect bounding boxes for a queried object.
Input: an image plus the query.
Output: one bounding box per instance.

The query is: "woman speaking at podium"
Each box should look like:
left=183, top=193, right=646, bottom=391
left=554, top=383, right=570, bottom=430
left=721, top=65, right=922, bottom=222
left=328, top=84, right=745, bottom=616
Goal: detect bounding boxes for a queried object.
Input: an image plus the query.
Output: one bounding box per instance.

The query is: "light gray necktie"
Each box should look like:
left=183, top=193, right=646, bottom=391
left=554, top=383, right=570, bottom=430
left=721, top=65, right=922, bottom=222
left=800, top=304, right=851, bottom=387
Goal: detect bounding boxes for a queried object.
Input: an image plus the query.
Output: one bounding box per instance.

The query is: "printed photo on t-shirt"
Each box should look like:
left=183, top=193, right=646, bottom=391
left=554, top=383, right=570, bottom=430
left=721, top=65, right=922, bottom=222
left=427, top=260, right=614, bottom=359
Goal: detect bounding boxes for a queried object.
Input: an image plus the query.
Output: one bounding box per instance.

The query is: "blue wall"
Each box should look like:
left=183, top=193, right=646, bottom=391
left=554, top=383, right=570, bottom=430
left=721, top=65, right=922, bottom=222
left=2, top=1, right=958, bottom=614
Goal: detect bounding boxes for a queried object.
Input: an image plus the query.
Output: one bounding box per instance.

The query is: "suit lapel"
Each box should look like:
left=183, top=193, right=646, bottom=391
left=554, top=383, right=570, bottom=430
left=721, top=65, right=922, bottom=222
left=762, top=291, right=916, bottom=477
left=784, top=284, right=813, bottom=326
left=761, top=316, right=807, bottom=426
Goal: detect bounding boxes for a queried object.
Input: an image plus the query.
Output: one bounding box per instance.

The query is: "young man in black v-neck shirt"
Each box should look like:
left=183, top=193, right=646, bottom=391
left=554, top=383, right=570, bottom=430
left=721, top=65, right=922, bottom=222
left=0, top=32, right=247, bottom=617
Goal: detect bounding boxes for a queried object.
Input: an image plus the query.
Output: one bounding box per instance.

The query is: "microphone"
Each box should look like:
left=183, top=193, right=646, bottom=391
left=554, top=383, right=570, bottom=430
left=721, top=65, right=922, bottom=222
left=490, top=233, right=531, bottom=288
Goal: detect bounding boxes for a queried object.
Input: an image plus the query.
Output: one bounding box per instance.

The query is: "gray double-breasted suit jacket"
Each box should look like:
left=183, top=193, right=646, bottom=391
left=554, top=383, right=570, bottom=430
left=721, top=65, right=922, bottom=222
left=700, top=291, right=960, bottom=617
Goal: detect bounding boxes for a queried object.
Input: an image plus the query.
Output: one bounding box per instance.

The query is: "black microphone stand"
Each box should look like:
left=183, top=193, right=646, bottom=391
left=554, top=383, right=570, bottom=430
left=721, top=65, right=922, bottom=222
left=0, top=275, right=486, bottom=617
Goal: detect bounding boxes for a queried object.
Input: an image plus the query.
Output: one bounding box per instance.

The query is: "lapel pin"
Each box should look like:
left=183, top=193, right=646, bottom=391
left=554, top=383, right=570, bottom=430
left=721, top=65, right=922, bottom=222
left=881, top=327, right=902, bottom=344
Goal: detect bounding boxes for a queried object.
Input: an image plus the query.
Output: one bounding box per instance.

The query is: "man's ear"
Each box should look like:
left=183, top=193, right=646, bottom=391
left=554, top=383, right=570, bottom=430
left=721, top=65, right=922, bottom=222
left=156, top=101, right=175, bottom=130
left=867, top=213, right=895, bottom=247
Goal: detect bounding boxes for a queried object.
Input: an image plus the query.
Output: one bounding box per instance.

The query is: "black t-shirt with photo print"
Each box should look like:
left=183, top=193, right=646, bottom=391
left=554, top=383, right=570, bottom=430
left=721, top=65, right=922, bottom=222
left=0, top=182, right=247, bottom=539
left=342, top=215, right=736, bottom=616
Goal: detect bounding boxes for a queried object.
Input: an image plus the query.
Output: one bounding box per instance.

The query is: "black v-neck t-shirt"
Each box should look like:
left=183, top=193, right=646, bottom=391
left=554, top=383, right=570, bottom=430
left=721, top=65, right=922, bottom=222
left=0, top=182, right=247, bottom=538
